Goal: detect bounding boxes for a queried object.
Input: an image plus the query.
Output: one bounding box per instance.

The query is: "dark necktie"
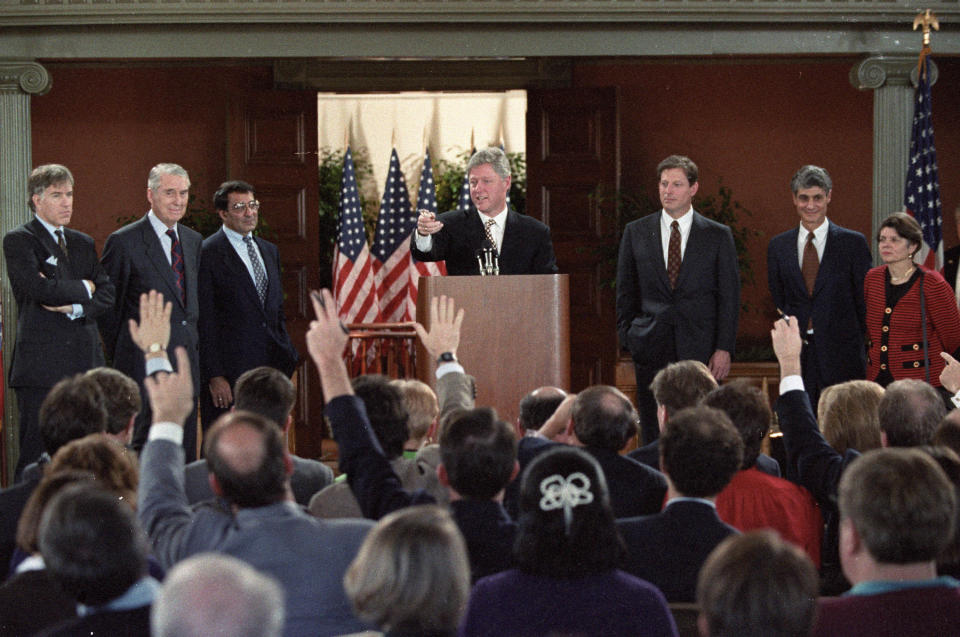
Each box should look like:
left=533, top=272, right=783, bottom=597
left=802, top=232, right=819, bottom=296
left=484, top=219, right=498, bottom=254
left=243, top=235, right=268, bottom=306
left=667, top=220, right=681, bottom=289
left=166, top=228, right=186, bottom=305
left=55, top=229, right=67, bottom=258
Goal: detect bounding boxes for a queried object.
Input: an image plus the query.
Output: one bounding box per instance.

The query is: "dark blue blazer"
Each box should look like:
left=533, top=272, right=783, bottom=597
left=618, top=500, right=739, bottom=602
left=617, top=211, right=740, bottom=368
left=197, top=229, right=298, bottom=383
left=3, top=218, right=114, bottom=388
left=410, top=207, right=558, bottom=276
left=767, top=222, right=871, bottom=386
left=944, top=244, right=960, bottom=293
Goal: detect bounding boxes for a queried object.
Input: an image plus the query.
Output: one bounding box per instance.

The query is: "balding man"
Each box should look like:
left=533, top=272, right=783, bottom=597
left=134, top=293, right=372, bottom=637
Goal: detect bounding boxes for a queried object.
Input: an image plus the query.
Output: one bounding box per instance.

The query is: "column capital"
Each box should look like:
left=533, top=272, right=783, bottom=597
left=849, top=55, right=938, bottom=91
left=0, top=61, right=51, bottom=95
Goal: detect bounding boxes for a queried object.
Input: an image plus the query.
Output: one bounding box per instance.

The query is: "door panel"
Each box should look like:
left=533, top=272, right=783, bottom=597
left=527, top=88, right=619, bottom=390
left=228, top=91, right=322, bottom=459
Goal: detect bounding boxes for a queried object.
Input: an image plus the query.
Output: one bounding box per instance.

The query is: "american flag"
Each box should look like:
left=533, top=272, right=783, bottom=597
left=371, top=149, right=417, bottom=322
left=413, top=150, right=447, bottom=283
left=458, top=147, right=477, bottom=214
left=904, top=54, right=942, bottom=270
left=334, top=147, right=379, bottom=324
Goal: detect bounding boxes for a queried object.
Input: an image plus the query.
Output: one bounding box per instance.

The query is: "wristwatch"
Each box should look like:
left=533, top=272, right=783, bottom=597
left=437, top=352, right=456, bottom=363
left=147, top=343, right=166, bottom=354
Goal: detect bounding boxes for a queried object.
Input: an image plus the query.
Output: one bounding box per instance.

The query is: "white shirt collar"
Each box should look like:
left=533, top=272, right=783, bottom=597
left=479, top=204, right=509, bottom=228
left=800, top=218, right=829, bottom=242
left=222, top=224, right=250, bottom=242
left=147, top=209, right=177, bottom=238
left=34, top=214, right=63, bottom=242
left=661, top=207, right=694, bottom=233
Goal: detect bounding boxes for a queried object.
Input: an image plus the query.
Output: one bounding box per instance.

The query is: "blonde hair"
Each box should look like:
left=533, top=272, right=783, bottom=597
left=47, top=433, right=139, bottom=507
left=344, top=505, right=469, bottom=633
left=392, top=379, right=438, bottom=443
left=819, top=380, right=884, bottom=455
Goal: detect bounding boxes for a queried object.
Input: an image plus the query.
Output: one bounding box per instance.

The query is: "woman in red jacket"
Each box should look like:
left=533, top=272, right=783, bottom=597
left=865, top=212, right=960, bottom=388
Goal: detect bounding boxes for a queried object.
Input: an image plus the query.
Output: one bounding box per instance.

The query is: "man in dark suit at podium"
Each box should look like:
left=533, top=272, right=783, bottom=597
left=616, top=155, right=740, bottom=444
left=197, top=180, right=299, bottom=428
left=411, top=147, right=558, bottom=275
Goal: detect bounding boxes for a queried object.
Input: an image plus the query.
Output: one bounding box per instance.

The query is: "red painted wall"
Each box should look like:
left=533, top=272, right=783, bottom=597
left=573, top=57, right=960, bottom=351
left=31, top=63, right=274, bottom=247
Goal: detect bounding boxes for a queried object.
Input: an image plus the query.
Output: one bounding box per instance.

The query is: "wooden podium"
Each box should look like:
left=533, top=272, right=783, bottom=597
left=415, top=274, right=570, bottom=425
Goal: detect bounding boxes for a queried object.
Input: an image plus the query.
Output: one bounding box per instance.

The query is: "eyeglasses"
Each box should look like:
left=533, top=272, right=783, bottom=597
left=230, top=201, right=261, bottom=212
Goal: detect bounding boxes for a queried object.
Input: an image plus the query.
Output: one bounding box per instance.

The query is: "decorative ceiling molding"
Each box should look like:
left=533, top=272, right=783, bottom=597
left=1, top=0, right=959, bottom=26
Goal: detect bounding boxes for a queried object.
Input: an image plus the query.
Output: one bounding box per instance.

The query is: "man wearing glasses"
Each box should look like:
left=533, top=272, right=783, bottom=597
left=197, top=180, right=299, bottom=429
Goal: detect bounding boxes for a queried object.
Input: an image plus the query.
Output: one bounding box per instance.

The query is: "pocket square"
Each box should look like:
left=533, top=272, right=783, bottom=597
left=45, top=255, right=58, bottom=266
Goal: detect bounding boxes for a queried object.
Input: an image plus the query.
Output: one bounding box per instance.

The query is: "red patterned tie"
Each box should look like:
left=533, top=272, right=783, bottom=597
left=667, top=220, right=681, bottom=289
left=166, top=228, right=186, bottom=305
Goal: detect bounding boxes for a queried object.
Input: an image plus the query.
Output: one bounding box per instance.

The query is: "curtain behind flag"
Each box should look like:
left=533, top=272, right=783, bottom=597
left=413, top=150, right=447, bottom=291
left=903, top=53, right=942, bottom=270
left=334, top=147, right=379, bottom=324
left=372, top=148, right=417, bottom=322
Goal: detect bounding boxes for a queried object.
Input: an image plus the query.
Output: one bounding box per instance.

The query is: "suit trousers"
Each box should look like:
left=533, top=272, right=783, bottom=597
left=14, top=386, right=48, bottom=481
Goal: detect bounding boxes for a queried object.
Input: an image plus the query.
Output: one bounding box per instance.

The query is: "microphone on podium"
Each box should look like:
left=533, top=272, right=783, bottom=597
left=476, top=240, right=499, bottom=276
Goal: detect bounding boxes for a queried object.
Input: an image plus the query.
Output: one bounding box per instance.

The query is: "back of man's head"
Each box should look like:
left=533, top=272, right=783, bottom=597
left=353, top=375, right=409, bottom=460
left=204, top=411, right=288, bottom=508
left=439, top=407, right=516, bottom=499
left=39, top=374, right=108, bottom=457
left=660, top=406, right=743, bottom=498
left=650, top=360, right=717, bottom=419
left=84, top=367, right=141, bottom=437
left=934, top=410, right=960, bottom=458
left=234, top=366, right=296, bottom=429
left=571, top=385, right=638, bottom=451
left=839, top=447, right=956, bottom=564
left=518, top=386, right=567, bottom=432
left=152, top=553, right=285, bottom=637
left=879, top=379, right=945, bottom=447
left=391, top=379, right=438, bottom=445
left=697, top=530, right=818, bottom=637
left=39, top=482, right=148, bottom=606
left=702, top=381, right=772, bottom=469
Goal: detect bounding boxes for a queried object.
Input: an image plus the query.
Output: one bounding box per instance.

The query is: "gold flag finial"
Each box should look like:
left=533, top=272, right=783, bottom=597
left=913, top=9, right=939, bottom=48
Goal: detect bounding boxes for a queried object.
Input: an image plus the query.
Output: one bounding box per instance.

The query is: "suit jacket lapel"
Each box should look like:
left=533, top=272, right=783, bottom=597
left=231, top=232, right=266, bottom=312
left=783, top=227, right=808, bottom=295
left=644, top=215, right=671, bottom=290
left=27, top=217, right=73, bottom=277
left=676, top=212, right=708, bottom=290
left=139, top=217, right=183, bottom=308
left=500, top=208, right=522, bottom=265
left=813, top=223, right=839, bottom=297
left=256, top=236, right=280, bottom=307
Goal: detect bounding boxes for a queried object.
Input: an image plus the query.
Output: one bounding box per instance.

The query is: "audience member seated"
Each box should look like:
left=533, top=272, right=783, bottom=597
left=36, top=483, right=159, bottom=636
left=618, top=406, right=743, bottom=602
left=151, top=553, right=285, bottom=637
left=697, top=530, right=818, bottom=637
left=311, top=291, right=520, bottom=582
left=514, top=385, right=668, bottom=518
left=517, top=386, right=568, bottom=437
left=393, top=378, right=439, bottom=454
left=817, top=379, right=884, bottom=455
left=813, top=448, right=960, bottom=636
left=0, top=471, right=95, bottom=634
left=707, top=380, right=822, bottom=566
left=309, top=375, right=444, bottom=519
left=917, top=446, right=960, bottom=578
left=132, top=290, right=373, bottom=637
left=772, top=315, right=951, bottom=594
left=0, top=374, right=107, bottom=577
left=84, top=367, right=142, bottom=446
left=626, top=360, right=717, bottom=470
left=184, top=366, right=334, bottom=506
left=459, top=446, right=678, bottom=637
left=343, top=505, right=469, bottom=637
left=934, top=410, right=960, bottom=458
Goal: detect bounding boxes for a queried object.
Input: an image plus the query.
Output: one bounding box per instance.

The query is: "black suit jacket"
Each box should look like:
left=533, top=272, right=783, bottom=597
left=616, top=211, right=740, bottom=367
left=3, top=218, right=114, bottom=388
left=512, top=437, right=667, bottom=519
left=618, top=500, right=739, bottom=602
left=100, top=215, right=201, bottom=448
left=410, top=207, right=558, bottom=275
left=944, top=244, right=960, bottom=293
left=628, top=440, right=781, bottom=477
left=767, top=222, right=872, bottom=386
left=197, top=228, right=298, bottom=385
